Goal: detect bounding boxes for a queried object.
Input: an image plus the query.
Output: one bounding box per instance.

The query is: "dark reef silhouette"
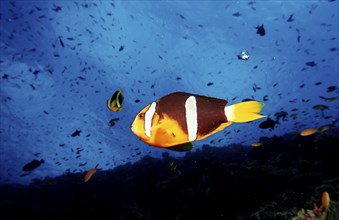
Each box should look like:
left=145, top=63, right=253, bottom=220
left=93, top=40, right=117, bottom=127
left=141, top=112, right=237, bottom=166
left=1, top=129, right=339, bottom=220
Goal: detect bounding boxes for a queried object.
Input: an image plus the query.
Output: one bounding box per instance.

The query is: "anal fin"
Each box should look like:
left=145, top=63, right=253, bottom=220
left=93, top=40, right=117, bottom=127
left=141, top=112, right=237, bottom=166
left=167, top=143, right=193, bottom=152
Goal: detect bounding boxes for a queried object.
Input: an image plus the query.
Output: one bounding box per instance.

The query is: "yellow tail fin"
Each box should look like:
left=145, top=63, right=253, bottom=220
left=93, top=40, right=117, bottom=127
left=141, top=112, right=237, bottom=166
left=224, top=101, right=266, bottom=123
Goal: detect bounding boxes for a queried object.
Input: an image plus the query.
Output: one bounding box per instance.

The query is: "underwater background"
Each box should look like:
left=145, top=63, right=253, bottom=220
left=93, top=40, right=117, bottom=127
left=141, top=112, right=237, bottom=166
left=0, top=1, right=338, bottom=219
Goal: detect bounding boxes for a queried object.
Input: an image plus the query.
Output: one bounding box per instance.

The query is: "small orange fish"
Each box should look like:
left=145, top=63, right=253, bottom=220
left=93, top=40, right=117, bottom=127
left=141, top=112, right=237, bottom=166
left=322, top=191, right=330, bottom=211
left=83, top=164, right=99, bottom=182
left=251, top=142, right=263, bottom=147
left=300, top=128, right=318, bottom=136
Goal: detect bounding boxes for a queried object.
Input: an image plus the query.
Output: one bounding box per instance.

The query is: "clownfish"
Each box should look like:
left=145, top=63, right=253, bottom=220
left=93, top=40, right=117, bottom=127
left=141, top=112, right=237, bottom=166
left=83, top=164, right=99, bottom=182
left=107, top=88, right=124, bottom=112
left=131, top=92, right=266, bottom=151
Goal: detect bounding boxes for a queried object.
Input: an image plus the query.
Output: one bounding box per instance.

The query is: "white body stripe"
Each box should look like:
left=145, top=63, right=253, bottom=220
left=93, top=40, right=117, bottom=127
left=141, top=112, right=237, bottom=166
left=224, top=105, right=235, bottom=122
left=185, top=96, right=198, bottom=141
left=144, top=102, right=156, bottom=138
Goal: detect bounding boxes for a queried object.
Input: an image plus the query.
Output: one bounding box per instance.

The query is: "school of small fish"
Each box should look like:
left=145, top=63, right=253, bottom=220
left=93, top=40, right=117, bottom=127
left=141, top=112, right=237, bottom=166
left=0, top=1, right=337, bottom=184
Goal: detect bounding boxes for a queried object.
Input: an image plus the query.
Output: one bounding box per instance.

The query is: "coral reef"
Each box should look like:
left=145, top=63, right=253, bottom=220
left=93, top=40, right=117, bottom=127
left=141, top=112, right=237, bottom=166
left=0, top=129, right=338, bottom=219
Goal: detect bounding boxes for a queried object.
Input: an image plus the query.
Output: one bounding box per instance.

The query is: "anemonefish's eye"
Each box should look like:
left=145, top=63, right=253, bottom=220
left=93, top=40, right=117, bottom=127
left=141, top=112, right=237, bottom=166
left=139, top=113, right=145, bottom=119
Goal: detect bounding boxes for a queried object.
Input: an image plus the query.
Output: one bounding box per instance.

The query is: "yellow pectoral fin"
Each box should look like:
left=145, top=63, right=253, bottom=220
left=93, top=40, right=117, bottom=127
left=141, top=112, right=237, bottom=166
left=149, top=116, right=189, bottom=148
left=151, top=126, right=189, bottom=148
left=152, top=128, right=176, bottom=147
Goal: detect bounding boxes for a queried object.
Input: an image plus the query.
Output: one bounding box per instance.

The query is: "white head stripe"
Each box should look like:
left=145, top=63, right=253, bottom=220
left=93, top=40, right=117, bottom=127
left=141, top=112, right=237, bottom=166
left=144, top=102, right=157, bottom=138
left=185, top=96, right=198, bottom=141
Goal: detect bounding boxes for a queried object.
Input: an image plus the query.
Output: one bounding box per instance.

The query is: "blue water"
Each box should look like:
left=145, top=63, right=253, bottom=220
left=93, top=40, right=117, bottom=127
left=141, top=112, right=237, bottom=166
left=0, top=1, right=338, bottom=218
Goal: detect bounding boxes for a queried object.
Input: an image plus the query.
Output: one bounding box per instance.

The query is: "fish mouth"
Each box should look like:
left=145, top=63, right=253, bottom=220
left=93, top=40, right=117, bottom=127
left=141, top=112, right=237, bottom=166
left=131, top=124, right=150, bottom=141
